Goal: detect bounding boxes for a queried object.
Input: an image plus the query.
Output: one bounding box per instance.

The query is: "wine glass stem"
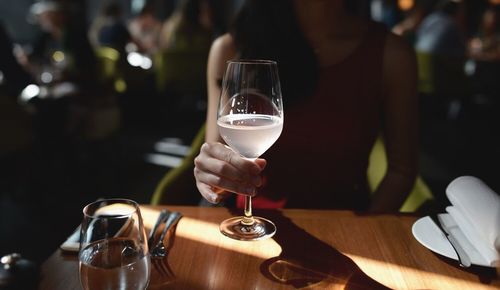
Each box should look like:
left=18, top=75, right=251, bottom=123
left=242, top=195, right=255, bottom=225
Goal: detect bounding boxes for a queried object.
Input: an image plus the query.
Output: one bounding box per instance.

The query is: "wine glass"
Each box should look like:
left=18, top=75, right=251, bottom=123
left=217, top=60, right=284, bottom=241
left=79, top=199, right=150, bottom=290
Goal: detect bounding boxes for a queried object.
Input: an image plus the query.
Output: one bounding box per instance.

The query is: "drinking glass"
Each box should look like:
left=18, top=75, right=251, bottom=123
left=79, top=199, right=150, bottom=290
left=217, top=60, right=284, bottom=241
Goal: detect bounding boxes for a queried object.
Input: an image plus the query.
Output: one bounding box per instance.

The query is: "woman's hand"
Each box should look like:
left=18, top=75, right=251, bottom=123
left=194, top=142, right=266, bottom=204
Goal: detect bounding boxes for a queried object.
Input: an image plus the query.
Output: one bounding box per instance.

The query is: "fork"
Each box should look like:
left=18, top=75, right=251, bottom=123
left=148, top=209, right=169, bottom=249
left=148, top=209, right=171, bottom=276
left=150, top=211, right=182, bottom=276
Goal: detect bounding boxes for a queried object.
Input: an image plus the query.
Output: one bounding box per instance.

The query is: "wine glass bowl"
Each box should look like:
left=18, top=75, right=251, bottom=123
left=218, top=92, right=283, bottom=159
left=78, top=199, right=150, bottom=290
left=217, top=60, right=284, bottom=241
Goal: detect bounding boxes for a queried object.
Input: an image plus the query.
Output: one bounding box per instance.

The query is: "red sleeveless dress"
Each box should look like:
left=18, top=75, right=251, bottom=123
left=237, top=23, right=387, bottom=210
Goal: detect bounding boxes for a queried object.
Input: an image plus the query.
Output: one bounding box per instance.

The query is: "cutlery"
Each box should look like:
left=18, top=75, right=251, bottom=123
left=430, top=214, right=471, bottom=268
left=148, top=209, right=169, bottom=249
left=150, top=211, right=182, bottom=277
left=151, top=211, right=182, bottom=258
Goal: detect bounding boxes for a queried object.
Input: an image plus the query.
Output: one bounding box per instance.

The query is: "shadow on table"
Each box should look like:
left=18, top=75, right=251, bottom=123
left=359, top=210, right=499, bottom=284
left=251, top=210, right=391, bottom=290
left=148, top=217, right=181, bottom=289
left=354, top=210, right=499, bottom=286
left=427, top=251, right=499, bottom=285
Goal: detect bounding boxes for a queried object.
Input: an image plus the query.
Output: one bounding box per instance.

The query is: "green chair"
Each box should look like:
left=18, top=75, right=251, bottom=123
left=152, top=126, right=433, bottom=212
left=150, top=124, right=206, bottom=205
left=367, top=137, right=433, bottom=212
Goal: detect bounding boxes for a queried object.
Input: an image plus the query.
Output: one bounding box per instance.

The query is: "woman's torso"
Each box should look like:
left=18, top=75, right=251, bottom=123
left=246, top=22, right=388, bottom=210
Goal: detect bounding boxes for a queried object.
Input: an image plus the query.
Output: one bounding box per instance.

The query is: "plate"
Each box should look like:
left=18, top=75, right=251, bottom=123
left=411, top=216, right=492, bottom=267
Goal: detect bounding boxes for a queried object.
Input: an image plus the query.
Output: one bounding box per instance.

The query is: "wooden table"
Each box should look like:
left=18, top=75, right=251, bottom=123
left=39, top=206, right=499, bottom=290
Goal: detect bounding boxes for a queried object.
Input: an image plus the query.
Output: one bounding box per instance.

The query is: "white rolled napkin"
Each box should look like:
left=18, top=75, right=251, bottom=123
left=445, top=176, right=500, bottom=266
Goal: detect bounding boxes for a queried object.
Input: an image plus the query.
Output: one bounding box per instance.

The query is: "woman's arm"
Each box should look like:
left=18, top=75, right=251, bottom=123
left=370, top=33, right=419, bottom=212
left=194, top=34, right=265, bottom=204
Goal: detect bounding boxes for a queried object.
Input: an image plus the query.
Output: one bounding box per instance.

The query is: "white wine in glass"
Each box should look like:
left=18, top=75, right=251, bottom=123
left=217, top=60, right=284, bottom=241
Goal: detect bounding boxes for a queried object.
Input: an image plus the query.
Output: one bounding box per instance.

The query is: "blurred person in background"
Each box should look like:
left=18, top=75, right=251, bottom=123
left=0, top=22, right=37, bottom=265
left=414, top=0, right=469, bottom=121
left=128, top=2, right=162, bottom=55
left=415, top=0, right=466, bottom=57
left=0, top=22, right=33, bottom=157
left=392, top=0, right=438, bottom=45
left=23, top=1, right=120, bottom=144
left=468, top=5, right=500, bottom=61
left=371, top=0, right=402, bottom=29
left=159, top=0, right=213, bottom=50
left=467, top=4, right=500, bottom=102
left=89, top=1, right=131, bottom=53
left=155, top=0, right=214, bottom=120
left=26, top=0, right=97, bottom=86
left=0, top=23, right=33, bottom=98
left=193, top=0, right=419, bottom=211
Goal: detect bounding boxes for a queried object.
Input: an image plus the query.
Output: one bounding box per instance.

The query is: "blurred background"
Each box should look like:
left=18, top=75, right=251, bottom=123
left=0, top=0, right=499, bottom=267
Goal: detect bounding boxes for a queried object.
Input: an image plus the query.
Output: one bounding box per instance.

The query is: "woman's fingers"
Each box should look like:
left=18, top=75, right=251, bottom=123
left=194, top=142, right=265, bottom=201
left=195, top=155, right=262, bottom=187
left=203, top=143, right=263, bottom=175
left=194, top=164, right=258, bottom=196
left=196, top=181, right=230, bottom=204
left=197, top=143, right=263, bottom=185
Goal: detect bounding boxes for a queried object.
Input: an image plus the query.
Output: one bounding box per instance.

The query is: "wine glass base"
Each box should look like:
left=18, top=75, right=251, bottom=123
left=220, top=216, right=276, bottom=241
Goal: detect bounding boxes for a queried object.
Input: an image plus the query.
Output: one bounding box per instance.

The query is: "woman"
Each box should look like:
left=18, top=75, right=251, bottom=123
left=194, top=0, right=418, bottom=211
left=468, top=5, right=500, bottom=62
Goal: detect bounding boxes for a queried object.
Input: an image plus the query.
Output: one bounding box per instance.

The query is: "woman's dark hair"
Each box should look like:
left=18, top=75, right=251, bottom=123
left=230, top=0, right=318, bottom=105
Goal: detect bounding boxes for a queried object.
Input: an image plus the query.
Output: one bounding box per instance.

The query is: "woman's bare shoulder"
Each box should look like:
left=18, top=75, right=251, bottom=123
left=379, top=30, right=418, bottom=107
left=383, top=32, right=416, bottom=67
left=208, top=34, right=237, bottom=82
left=381, top=31, right=417, bottom=84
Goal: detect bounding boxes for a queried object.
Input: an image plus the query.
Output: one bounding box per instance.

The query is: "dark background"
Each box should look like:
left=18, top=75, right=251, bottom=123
left=0, top=0, right=498, bottom=270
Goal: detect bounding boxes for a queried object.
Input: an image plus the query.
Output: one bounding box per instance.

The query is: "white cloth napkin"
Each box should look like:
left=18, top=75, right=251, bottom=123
left=445, top=176, right=500, bottom=266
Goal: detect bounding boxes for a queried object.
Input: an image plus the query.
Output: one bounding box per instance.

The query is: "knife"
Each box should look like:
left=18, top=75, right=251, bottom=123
left=431, top=214, right=471, bottom=268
